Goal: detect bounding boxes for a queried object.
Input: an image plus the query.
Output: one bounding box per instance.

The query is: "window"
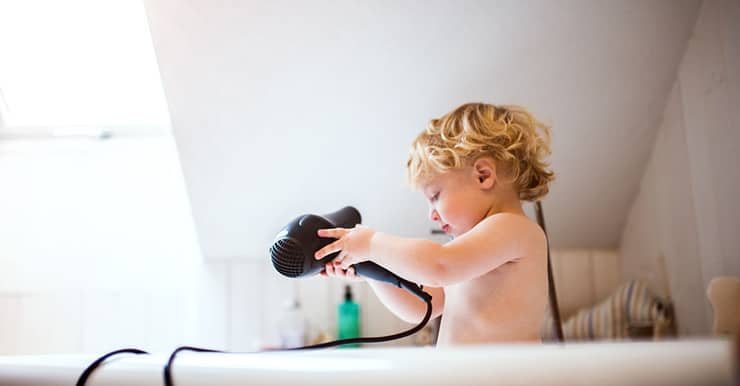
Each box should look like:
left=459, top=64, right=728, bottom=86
left=0, top=0, right=170, bottom=139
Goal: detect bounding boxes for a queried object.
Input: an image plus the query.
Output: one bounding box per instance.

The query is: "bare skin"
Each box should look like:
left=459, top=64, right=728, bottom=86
left=316, top=157, right=548, bottom=345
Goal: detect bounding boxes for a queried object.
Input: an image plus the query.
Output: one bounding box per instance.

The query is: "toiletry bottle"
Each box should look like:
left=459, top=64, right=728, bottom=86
left=337, top=285, right=360, bottom=348
left=278, top=299, right=306, bottom=349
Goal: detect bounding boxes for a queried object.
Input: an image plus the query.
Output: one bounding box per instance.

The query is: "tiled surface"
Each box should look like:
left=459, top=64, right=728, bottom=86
left=0, top=295, right=19, bottom=354
left=0, top=249, right=618, bottom=354
left=229, top=261, right=263, bottom=351
left=551, top=249, right=622, bottom=318
left=16, top=292, right=83, bottom=354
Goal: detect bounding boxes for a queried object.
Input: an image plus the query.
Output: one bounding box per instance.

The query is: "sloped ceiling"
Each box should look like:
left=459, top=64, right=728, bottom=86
left=143, top=0, right=700, bottom=259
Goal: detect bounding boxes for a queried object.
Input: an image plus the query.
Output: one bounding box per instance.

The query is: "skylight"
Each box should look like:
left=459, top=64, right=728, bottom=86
left=0, top=0, right=170, bottom=135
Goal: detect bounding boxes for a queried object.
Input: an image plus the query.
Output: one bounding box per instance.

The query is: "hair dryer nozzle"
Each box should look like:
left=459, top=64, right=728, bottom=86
left=270, top=237, right=305, bottom=277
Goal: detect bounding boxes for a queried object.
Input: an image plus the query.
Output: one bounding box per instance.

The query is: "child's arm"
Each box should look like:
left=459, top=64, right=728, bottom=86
left=367, top=280, right=444, bottom=323
left=323, top=264, right=444, bottom=323
left=372, top=214, right=542, bottom=286
left=317, top=214, right=542, bottom=287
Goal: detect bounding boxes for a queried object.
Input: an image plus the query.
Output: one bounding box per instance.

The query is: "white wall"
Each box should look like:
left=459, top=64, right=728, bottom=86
left=620, top=0, right=740, bottom=336
left=0, top=135, right=619, bottom=354
left=0, top=136, right=425, bottom=354
left=0, top=137, right=206, bottom=354
left=0, top=137, right=201, bottom=292
left=143, top=0, right=701, bottom=254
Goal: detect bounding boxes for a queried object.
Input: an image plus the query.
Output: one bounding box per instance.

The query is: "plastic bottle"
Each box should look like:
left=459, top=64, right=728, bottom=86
left=278, top=299, right=306, bottom=349
left=337, top=285, right=360, bottom=348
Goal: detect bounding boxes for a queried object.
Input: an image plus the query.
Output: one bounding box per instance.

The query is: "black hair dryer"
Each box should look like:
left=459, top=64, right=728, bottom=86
left=269, top=206, right=430, bottom=301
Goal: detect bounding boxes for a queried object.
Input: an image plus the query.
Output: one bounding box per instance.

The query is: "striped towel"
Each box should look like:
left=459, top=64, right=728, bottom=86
left=541, top=280, right=672, bottom=341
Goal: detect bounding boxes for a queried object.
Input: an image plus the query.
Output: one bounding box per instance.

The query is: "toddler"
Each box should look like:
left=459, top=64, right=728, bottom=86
left=315, top=102, right=555, bottom=345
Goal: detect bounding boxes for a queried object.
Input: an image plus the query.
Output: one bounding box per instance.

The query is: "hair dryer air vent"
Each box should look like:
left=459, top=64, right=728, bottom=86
left=270, top=238, right=304, bottom=277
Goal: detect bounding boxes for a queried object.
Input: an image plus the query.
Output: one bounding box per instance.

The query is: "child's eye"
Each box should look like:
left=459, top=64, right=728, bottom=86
left=431, top=192, right=440, bottom=202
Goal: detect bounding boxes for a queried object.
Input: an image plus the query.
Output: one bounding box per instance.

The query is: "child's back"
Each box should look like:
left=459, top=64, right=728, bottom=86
left=437, top=213, right=548, bottom=345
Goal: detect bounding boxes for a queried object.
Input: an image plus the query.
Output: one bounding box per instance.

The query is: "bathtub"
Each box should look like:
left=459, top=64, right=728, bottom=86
left=0, top=339, right=735, bottom=385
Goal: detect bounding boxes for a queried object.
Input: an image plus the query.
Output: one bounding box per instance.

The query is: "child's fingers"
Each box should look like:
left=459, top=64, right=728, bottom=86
left=340, top=266, right=364, bottom=282
left=336, top=266, right=350, bottom=279
left=346, top=266, right=356, bottom=277
left=332, top=266, right=345, bottom=278
left=324, top=263, right=336, bottom=277
left=322, top=263, right=363, bottom=282
left=344, top=266, right=359, bottom=280
left=317, top=228, right=348, bottom=239
left=314, top=239, right=343, bottom=260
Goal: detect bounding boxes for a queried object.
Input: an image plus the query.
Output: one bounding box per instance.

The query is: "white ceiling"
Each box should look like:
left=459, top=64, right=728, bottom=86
left=143, top=0, right=701, bottom=259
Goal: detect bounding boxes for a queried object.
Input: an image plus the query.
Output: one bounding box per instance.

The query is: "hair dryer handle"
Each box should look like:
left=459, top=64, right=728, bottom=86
left=353, top=262, right=431, bottom=302
left=322, top=206, right=362, bottom=229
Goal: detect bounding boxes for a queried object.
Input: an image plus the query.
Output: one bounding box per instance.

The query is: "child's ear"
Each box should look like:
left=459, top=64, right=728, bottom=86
left=472, top=158, right=496, bottom=190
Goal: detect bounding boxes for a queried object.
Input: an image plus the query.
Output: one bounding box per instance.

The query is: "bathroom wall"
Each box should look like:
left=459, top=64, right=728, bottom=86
left=620, top=0, right=740, bottom=336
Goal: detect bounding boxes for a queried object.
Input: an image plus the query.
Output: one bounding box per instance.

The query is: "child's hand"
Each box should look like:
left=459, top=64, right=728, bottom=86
left=320, top=264, right=365, bottom=282
left=314, top=225, right=375, bottom=270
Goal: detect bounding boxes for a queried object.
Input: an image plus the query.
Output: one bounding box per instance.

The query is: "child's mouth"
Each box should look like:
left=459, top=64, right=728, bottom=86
left=442, top=224, right=450, bottom=233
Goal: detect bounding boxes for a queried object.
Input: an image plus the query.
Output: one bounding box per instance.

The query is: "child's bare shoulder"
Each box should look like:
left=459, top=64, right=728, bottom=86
left=475, top=213, right=546, bottom=248
left=478, top=212, right=541, bottom=230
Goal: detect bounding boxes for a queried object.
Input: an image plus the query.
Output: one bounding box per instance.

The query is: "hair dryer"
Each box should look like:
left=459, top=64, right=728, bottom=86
left=270, top=206, right=430, bottom=301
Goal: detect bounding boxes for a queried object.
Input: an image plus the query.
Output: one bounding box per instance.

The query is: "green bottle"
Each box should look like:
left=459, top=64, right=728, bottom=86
left=337, top=285, right=360, bottom=348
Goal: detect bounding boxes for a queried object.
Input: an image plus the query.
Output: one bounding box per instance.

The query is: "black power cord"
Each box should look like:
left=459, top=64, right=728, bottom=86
left=163, top=296, right=432, bottom=385
left=77, top=294, right=432, bottom=386
left=76, top=348, right=150, bottom=386
left=163, top=346, right=223, bottom=386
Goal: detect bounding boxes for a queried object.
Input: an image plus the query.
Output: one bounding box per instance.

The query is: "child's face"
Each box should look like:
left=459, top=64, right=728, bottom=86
left=421, top=167, right=491, bottom=237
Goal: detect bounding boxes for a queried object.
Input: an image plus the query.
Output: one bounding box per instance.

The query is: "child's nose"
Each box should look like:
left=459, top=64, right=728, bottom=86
left=429, top=208, right=440, bottom=222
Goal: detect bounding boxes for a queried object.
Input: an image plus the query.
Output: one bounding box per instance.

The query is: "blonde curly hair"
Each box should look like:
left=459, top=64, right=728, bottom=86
left=406, top=102, right=554, bottom=202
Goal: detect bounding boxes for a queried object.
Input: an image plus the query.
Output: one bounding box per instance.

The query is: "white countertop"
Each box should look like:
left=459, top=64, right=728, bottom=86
left=0, top=339, right=736, bottom=386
